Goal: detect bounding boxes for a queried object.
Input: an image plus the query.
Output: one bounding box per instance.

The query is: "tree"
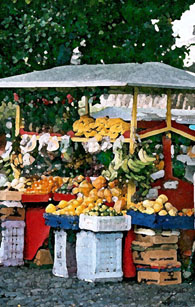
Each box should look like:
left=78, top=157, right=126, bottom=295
left=0, top=0, right=194, bottom=78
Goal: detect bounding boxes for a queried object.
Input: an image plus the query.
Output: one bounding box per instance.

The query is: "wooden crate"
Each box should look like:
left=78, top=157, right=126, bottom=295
left=137, top=270, right=181, bottom=285
left=135, top=234, right=178, bottom=244
left=0, top=191, right=22, bottom=201
left=132, top=240, right=178, bottom=252
left=0, top=207, right=25, bottom=221
left=133, top=249, right=177, bottom=265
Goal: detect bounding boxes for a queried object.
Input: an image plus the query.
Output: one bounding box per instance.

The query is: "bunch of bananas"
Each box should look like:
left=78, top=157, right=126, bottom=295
left=102, top=147, right=156, bottom=196
left=122, top=148, right=156, bottom=182
left=0, top=156, right=14, bottom=183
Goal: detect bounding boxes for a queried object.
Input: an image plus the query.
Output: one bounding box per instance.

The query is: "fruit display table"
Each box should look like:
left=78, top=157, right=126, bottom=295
left=44, top=213, right=79, bottom=230
left=127, top=210, right=194, bottom=230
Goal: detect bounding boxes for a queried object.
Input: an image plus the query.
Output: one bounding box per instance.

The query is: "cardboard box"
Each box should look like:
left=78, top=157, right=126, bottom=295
left=34, top=249, right=53, bottom=266
left=133, top=249, right=177, bottom=265
left=0, top=191, right=22, bottom=201
left=136, top=234, right=178, bottom=244
left=137, top=270, right=181, bottom=285
left=0, top=207, right=25, bottom=221
left=132, top=240, right=178, bottom=252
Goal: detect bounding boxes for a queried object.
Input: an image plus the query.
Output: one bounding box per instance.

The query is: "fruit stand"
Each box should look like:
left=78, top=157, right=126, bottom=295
left=0, top=62, right=194, bottom=283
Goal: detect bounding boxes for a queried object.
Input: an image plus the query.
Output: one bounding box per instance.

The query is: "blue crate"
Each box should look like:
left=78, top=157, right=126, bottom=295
left=156, top=215, right=194, bottom=230
left=127, top=211, right=194, bottom=230
left=43, top=213, right=79, bottom=230
left=127, top=211, right=159, bottom=228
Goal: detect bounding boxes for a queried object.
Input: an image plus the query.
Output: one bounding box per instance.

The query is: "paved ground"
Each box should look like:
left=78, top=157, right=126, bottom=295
left=0, top=267, right=194, bottom=307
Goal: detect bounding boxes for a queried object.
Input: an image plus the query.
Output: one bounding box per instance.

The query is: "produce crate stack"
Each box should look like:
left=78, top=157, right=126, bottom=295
left=132, top=227, right=181, bottom=285
left=0, top=220, right=25, bottom=266
left=76, top=214, right=131, bottom=282
left=0, top=200, right=25, bottom=266
left=0, top=201, right=25, bottom=222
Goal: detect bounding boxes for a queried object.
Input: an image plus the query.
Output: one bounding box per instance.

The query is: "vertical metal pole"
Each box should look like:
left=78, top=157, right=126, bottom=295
left=127, top=87, right=138, bottom=205
left=129, top=87, right=138, bottom=154
left=15, top=105, right=20, bottom=136
left=84, top=96, right=89, bottom=115
left=166, top=89, right=172, bottom=133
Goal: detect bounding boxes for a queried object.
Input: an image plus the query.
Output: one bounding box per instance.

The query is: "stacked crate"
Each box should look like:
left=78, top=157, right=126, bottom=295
left=0, top=201, right=25, bottom=266
left=76, top=231, right=123, bottom=282
left=76, top=215, right=131, bottom=282
left=0, top=220, right=25, bottom=266
left=132, top=227, right=181, bottom=285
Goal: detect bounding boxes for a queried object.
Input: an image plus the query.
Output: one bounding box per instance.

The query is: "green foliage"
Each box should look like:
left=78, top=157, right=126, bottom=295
left=172, top=159, right=185, bottom=178
left=0, top=0, right=194, bottom=79
left=19, top=91, right=79, bottom=134
left=0, top=122, right=5, bottom=136
left=172, top=133, right=192, bottom=146
left=0, top=88, right=108, bottom=133
left=0, top=102, right=16, bottom=136
left=96, top=150, right=114, bottom=167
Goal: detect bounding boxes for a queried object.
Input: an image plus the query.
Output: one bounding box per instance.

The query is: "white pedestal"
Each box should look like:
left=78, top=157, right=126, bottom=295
left=53, top=230, right=68, bottom=278
left=76, top=231, right=123, bottom=282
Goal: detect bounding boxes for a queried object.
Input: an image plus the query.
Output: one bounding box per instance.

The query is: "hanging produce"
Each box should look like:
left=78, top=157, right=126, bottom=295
left=73, top=116, right=130, bottom=141
left=102, top=137, right=157, bottom=198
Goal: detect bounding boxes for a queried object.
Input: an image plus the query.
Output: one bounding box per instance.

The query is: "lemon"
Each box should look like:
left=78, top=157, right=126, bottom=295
left=88, top=203, right=95, bottom=210
left=45, top=204, right=56, bottom=213
left=57, top=200, right=68, bottom=209
left=75, top=206, right=83, bottom=215
left=52, top=211, right=61, bottom=215
left=68, top=210, right=75, bottom=216
left=72, top=200, right=80, bottom=207
left=59, top=208, right=68, bottom=215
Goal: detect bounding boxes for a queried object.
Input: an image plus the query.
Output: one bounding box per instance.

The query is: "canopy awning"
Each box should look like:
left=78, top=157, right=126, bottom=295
left=0, top=62, right=195, bottom=90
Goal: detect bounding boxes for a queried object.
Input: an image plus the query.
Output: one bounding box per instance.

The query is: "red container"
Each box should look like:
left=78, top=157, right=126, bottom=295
left=53, top=193, right=76, bottom=202
left=105, top=202, right=114, bottom=207
left=22, top=193, right=52, bottom=203
left=19, top=128, right=62, bottom=137
left=123, top=230, right=136, bottom=278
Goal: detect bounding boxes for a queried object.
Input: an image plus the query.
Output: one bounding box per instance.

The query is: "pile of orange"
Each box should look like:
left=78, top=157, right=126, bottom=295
left=24, top=176, right=63, bottom=195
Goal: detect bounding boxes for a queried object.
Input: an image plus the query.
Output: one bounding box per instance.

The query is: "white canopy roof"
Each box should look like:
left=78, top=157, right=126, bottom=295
left=0, top=62, right=195, bottom=90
